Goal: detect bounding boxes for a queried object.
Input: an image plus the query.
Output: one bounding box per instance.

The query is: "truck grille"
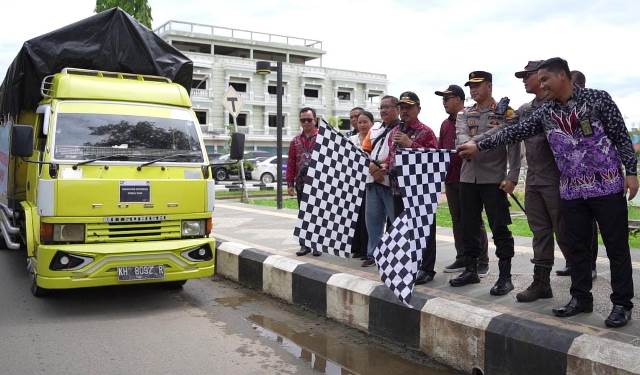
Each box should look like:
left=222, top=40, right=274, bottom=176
left=86, top=220, right=181, bottom=243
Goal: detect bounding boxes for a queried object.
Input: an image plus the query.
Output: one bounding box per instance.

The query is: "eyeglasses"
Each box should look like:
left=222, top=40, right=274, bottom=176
left=378, top=105, right=398, bottom=110
left=299, top=118, right=314, bottom=123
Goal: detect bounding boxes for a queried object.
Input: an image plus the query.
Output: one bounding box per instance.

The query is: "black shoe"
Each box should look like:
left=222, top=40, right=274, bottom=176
left=552, top=297, right=593, bottom=317
left=478, top=263, right=489, bottom=278
left=312, top=249, right=322, bottom=257
left=516, top=266, right=553, bottom=303
left=450, top=260, right=480, bottom=287
left=556, top=266, right=571, bottom=276
left=360, top=255, right=369, bottom=261
left=443, top=259, right=466, bottom=273
left=296, top=247, right=311, bottom=256
left=415, top=270, right=435, bottom=285
left=605, top=305, right=632, bottom=328
left=490, top=277, right=514, bottom=296
left=361, top=258, right=376, bottom=267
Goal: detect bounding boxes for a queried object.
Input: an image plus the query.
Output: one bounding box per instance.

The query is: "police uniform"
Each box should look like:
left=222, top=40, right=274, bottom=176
left=450, top=71, right=521, bottom=296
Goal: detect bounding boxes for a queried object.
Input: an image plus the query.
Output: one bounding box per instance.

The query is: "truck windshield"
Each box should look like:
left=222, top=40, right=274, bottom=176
left=53, top=113, right=204, bottom=162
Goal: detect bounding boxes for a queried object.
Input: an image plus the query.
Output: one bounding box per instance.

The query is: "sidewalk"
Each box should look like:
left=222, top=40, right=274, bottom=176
left=212, top=200, right=640, bottom=374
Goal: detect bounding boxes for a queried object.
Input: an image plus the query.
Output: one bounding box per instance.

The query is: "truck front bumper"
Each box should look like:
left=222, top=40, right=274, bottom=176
left=34, top=238, right=215, bottom=289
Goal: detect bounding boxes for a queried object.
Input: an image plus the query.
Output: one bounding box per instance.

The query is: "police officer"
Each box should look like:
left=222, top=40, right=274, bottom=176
left=512, top=61, right=572, bottom=302
left=449, top=71, right=521, bottom=296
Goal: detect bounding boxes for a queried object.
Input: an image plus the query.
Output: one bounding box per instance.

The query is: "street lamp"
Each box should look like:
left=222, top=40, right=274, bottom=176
left=256, top=60, right=284, bottom=209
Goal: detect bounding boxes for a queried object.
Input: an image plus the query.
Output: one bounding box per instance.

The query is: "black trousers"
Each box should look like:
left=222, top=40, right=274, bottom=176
left=561, top=192, right=634, bottom=308
left=394, top=194, right=436, bottom=274
left=351, top=191, right=368, bottom=256
left=445, top=182, right=490, bottom=265
left=460, top=183, right=514, bottom=261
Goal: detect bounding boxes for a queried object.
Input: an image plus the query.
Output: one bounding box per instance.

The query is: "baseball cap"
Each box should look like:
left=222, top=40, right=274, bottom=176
left=398, top=91, right=420, bottom=106
left=464, top=71, right=492, bottom=86
left=434, top=84, right=465, bottom=101
left=515, top=60, right=544, bottom=78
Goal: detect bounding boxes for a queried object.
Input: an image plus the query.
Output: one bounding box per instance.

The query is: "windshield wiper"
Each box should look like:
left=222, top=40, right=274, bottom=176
left=137, top=152, right=200, bottom=169
left=73, top=155, right=131, bottom=169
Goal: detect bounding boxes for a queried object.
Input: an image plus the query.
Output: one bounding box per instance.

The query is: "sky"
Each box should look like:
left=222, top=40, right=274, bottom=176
left=1, top=0, right=639, bottom=133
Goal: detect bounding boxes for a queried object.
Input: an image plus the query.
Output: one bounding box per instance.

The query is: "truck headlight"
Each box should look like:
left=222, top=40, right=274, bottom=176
left=181, top=220, right=205, bottom=237
left=53, top=224, right=85, bottom=243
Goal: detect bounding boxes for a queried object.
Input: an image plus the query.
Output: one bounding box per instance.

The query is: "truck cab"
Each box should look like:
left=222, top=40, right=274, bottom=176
left=1, top=68, right=216, bottom=295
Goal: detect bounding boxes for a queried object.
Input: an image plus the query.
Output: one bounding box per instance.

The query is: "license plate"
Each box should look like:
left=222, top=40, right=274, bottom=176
left=117, top=265, right=165, bottom=281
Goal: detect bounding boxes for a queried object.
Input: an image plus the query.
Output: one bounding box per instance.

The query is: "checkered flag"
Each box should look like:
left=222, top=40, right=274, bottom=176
left=294, top=121, right=369, bottom=258
left=373, top=149, right=451, bottom=306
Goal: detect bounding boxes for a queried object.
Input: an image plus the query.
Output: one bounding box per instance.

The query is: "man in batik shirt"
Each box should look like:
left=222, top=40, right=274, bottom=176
left=458, top=58, right=638, bottom=328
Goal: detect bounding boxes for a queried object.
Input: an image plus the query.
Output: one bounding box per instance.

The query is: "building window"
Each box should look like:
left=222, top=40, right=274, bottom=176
left=268, top=85, right=277, bottom=95
left=304, top=88, right=319, bottom=98
left=368, top=91, right=383, bottom=105
left=337, top=91, right=351, bottom=100
left=214, top=45, right=250, bottom=58
left=253, top=50, right=286, bottom=63
left=339, top=119, right=350, bottom=130
left=290, top=54, right=312, bottom=65
left=172, top=41, right=211, bottom=54
left=229, top=113, right=248, bottom=126
left=268, top=114, right=277, bottom=127
left=229, top=82, right=247, bottom=92
left=195, top=110, right=207, bottom=124
left=192, top=79, right=207, bottom=89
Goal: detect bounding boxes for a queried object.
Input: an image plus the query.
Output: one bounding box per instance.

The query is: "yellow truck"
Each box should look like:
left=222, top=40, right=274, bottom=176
left=0, top=9, right=215, bottom=296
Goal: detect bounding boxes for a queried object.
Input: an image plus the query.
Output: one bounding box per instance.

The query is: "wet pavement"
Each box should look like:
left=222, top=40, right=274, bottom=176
left=212, top=200, right=640, bottom=341
left=0, top=248, right=457, bottom=375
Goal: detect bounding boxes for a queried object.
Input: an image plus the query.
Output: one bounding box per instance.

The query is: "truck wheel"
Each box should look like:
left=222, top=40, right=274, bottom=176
left=261, top=173, right=275, bottom=184
left=215, top=168, right=228, bottom=181
left=30, top=273, right=49, bottom=297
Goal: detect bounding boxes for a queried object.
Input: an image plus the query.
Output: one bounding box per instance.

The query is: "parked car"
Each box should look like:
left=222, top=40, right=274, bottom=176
left=253, top=155, right=288, bottom=184
left=210, top=151, right=274, bottom=181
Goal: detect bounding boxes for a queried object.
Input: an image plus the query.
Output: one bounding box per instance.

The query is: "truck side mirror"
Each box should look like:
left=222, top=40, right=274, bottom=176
left=230, top=132, right=245, bottom=160
left=11, top=125, right=34, bottom=158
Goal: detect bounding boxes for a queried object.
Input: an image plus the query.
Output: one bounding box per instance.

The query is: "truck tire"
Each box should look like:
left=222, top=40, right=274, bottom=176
left=30, top=272, right=49, bottom=297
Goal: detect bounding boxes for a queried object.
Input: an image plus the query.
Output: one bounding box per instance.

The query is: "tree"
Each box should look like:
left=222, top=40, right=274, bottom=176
left=95, top=0, right=153, bottom=29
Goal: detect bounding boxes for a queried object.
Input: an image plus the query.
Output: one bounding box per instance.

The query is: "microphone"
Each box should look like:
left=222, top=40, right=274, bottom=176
left=398, top=120, right=407, bottom=133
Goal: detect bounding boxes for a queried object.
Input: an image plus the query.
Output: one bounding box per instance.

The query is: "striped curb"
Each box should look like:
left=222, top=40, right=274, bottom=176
left=215, top=240, right=640, bottom=375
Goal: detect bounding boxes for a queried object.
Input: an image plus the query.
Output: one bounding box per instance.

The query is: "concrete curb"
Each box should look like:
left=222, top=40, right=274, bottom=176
left=215, top=240, right=640, bottom=374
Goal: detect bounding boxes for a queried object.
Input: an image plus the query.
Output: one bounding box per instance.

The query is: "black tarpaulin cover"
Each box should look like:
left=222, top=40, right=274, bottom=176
left=0, top=7, right=193, bottom=118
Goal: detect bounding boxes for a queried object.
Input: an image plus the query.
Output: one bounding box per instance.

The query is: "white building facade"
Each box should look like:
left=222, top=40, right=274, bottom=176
left=154, top=21, right=388, bottom=154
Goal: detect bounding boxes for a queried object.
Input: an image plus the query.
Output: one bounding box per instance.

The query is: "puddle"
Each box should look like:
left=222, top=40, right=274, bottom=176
left=214, top=295, right=256, bottom=308
left=248, top=314, right=456, bottom=375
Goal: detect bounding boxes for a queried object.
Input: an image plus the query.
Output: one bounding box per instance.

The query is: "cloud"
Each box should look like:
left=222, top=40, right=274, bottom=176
left=1, top=0, right=638, bottom=132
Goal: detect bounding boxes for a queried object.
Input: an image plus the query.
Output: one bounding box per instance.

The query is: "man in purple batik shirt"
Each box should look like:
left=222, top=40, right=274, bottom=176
left=458, top=57, right=639, bottom=328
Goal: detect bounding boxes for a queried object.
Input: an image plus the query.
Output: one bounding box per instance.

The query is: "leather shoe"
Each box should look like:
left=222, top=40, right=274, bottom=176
left=556, top=266, right=571, bottom=276
left=296, top=247, right=311, bottom=256
left=490, top=277, right=514, bottom=296
left=449, top=269, right=480, bottom=287
left=312, top=249, right=322, bottom=257
left=605, top=305, right=632, bottom=328
left=552, top=297, right=593, bottom=317
left=415, top=270, right=434, bottom=285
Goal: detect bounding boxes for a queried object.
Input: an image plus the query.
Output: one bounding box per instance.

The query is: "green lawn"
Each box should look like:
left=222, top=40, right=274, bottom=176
left=248, top=196, right=640, bottom=249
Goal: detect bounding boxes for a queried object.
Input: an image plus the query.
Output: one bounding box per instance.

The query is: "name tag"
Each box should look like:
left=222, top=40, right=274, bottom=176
left=580, top=119, right=593, bottom=136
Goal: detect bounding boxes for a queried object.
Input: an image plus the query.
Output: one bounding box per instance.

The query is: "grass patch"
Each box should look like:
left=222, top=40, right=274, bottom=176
left=247, top=197, right=640, bottom=249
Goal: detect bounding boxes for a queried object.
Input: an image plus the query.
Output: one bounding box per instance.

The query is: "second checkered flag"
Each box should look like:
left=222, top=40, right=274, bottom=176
left=373, top=149, right=451, bottom=306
